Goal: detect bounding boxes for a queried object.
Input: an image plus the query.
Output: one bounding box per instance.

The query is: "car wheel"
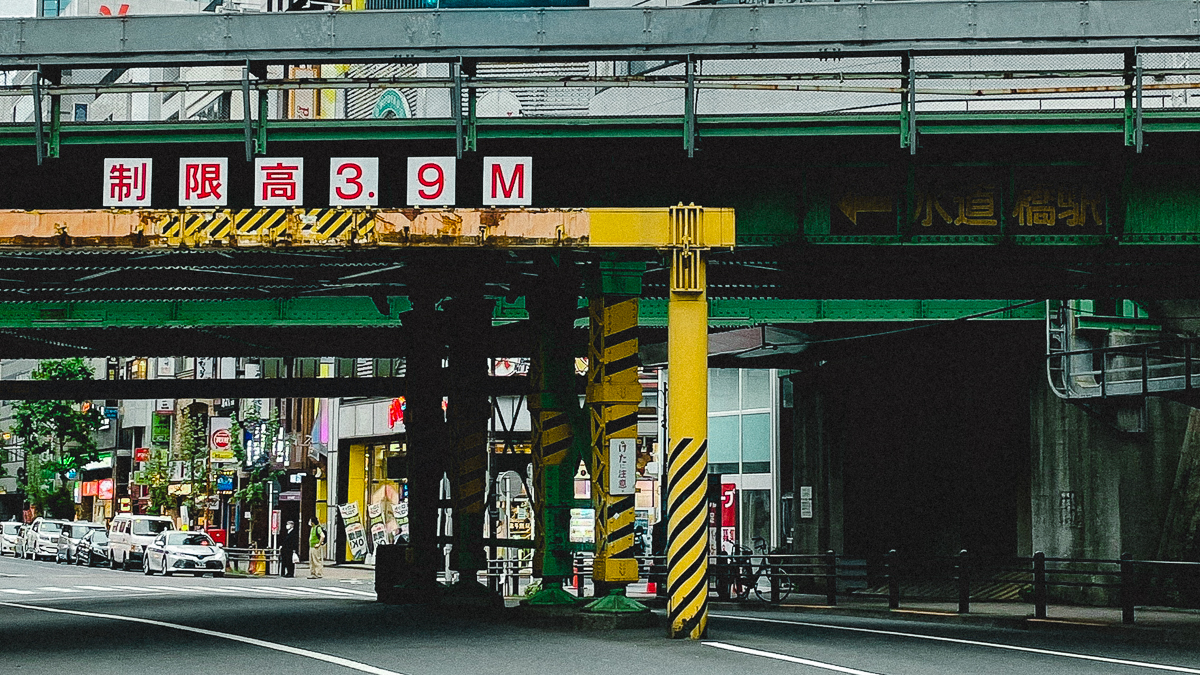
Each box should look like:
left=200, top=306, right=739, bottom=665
left=110, top=554, right=120, bottom=570
left=215, top=572, right=225, bottom=578
left=143, top=555, right=153, bottom=575
left=122, top=555, right=132, bottom=572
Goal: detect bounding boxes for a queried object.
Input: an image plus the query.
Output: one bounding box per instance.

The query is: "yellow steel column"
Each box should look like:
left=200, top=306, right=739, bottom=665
left=585, top=267, right=647, bottom=611
left=666, top=205, right=710, bottom=639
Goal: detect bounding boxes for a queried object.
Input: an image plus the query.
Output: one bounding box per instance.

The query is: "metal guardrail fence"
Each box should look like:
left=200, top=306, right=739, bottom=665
left=224, top=547, right=281, bottom=577
left=576, top=550, right=1200, bottom=625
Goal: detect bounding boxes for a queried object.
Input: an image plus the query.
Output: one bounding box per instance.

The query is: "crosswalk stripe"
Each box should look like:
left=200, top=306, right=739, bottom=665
left=37, top=587, right=83, bottom=593
left=332, top=588, right=377, bottom=597
left=74, top=586, right=119, bottom=592
left=0, top=589, right=33, bottom=594
left=249, top=586, right=312, bottom=595
left=285, top=587, right=360, bottom=597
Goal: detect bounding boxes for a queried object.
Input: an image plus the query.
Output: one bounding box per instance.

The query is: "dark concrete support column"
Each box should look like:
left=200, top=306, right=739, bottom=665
left=446, top=292, right=494, bottom=598
left=398, top=287, right=448, bottom=601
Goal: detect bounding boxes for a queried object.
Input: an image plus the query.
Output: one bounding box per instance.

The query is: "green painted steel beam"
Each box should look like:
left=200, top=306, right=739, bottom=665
left=0, top=297, right=414, bottom=328
left=635, top=298, right=1042, bottom=327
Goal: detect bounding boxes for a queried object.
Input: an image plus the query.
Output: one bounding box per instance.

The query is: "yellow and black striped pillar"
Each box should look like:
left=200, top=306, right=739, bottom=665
left=666, top=243, right=709, bottom=639
left=587, top=293, right=643, bottom=592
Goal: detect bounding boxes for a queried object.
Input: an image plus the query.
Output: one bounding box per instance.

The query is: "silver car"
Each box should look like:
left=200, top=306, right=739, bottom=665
left=56, top=522, right=103, bottom=564
left=0, top=522, right=20, bottom=556
left=143, top=531, right=226, bottom=577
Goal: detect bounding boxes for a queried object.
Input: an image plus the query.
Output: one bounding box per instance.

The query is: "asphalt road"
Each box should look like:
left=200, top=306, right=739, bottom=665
left=1, top=552, right=1199, bottom=675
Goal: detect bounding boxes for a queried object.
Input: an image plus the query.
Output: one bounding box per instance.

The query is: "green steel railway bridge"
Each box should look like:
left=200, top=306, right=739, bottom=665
left=2, top=0, right=1200, bottom=639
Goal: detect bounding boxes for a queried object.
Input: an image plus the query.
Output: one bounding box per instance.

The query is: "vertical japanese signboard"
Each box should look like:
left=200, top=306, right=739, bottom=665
left=367, top=502, right=389, bottom=549
left=721, top=483, right=737, bottom=553
left=609, top=438, right=635, bottom=496
left=255, top=157, right=304, bottom=207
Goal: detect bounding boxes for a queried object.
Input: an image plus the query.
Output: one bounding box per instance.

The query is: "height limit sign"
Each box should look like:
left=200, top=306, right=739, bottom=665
left=609, top=439, right=636, bottom=496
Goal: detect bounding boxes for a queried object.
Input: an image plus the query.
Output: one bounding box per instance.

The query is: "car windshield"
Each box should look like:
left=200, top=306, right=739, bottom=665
left=40, top=522, right=63, bottom=533
left=132, top=520, right=172, bottom=536
left=70, top=524, right=95, bottom=538
left=166, top=533, right=213, bottom=547
left=90, top=532, right=108, bottom=544
left=1, top=523, right=17, bottom=535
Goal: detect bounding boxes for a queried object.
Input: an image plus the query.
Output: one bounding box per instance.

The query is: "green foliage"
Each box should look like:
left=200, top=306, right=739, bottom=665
left=175, top=409, right=212, bottom=514
left=10, top=359, right=103, bottom=516
left=143, top=444, right=172, bottom=516
left=232, top=401, right=284, bottom=506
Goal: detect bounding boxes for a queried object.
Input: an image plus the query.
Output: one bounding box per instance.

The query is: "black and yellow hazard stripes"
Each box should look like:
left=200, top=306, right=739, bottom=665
left=666, top=245, right=709, bottom=639
left=162, top=208, right=375, bottom=244
left=587, top=295, right=642, bottom=585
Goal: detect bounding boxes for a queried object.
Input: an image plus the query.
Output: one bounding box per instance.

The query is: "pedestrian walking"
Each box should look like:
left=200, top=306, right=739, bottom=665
left=280, top=520, right=298, bottom=578
left=307, top=516, right=326, bottom=579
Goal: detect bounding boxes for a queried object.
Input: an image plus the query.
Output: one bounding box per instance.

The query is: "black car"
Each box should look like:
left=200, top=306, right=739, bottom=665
left=75, top=528, right=110, bottom=567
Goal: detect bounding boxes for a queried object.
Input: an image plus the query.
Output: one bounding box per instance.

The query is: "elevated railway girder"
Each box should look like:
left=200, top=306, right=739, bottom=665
left=1, top=2, right=1199, bottom=67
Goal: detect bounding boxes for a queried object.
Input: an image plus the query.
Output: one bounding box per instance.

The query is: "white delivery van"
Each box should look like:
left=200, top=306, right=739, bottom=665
left=108, top=514, right=175, bottom=571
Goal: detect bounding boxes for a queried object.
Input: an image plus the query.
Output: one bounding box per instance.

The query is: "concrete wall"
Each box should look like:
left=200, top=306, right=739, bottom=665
left=1030, top=382, right=1191, bottom=562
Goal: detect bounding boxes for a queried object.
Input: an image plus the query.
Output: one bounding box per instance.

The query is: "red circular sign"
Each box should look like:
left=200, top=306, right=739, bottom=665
left=211, top=428, right=231, bottom=449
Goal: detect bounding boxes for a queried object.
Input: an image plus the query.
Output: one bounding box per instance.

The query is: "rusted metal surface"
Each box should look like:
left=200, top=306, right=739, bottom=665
left=0, top=207, right=718, bottom=249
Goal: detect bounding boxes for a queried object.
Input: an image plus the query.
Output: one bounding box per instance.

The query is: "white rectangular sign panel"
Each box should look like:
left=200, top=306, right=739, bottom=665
left=255, top=157, right=304, bottom=206
left=609, top=438, right=636, bottom=496
left=407, top=157, right=456, bottom=206
left=103, top=158, right=152, bottom=207
left=178, top=157, right=228, bottom=207
left=329, top=157, right=379, bottom=206
left=483, top=156, right=532, bottom=206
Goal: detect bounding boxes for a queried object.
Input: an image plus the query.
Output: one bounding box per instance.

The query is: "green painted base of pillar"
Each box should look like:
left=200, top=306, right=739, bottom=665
left=525, top=582, right=582, bottom=607
left=583, top=588, right=650, bottom=614
left=444, top=577, right=497, bottom=597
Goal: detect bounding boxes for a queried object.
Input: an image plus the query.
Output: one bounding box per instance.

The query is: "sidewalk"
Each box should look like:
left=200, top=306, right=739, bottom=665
left=673, top=591, right=1200, bottom=644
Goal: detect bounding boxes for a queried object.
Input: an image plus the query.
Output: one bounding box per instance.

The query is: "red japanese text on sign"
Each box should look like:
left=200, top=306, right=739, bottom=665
left=178, top=158, right=227, bottom=206
left=104, top=159, right=152, bottom=206
left=255, top=158, right=304, bottom=206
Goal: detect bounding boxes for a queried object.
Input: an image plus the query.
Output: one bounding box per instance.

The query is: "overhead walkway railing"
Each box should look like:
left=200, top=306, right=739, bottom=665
left=0, top=207, right=735, bottom=249
left=1044, top=299, right=1200, bottom=400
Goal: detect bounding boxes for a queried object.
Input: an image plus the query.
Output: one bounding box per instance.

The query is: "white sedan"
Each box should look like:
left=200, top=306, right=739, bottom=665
left=143, top=531, right=226, bottom=577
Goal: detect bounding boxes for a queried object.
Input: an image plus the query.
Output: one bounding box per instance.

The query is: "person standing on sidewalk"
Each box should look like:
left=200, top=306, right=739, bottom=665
left=280, top=520, right=298, bottom=578
left=307, top=516, right=325, bottom=579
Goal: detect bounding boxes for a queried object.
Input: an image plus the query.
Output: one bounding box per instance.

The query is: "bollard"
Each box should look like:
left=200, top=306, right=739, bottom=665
left=957, top=549, right=970, bottom=614
left=1033, top=551, right=1047, bottom=619
left=1120, top=552, right=1135, bottom=625
left=886, top=549, right=900, bottom=610
left=825, top=550, right=838, bottom=606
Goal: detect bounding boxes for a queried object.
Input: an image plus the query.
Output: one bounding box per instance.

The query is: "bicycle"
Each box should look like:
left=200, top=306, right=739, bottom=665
left=727, top=537, right=794, bottom=603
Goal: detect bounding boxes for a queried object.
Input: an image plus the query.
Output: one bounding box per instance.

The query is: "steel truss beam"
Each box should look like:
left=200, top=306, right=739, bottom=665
left=4, top=2, right=1200, bottom=68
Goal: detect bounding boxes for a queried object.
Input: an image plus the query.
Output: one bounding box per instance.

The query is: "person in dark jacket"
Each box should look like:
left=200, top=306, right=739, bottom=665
left=280, top=520, right=298, bottom=578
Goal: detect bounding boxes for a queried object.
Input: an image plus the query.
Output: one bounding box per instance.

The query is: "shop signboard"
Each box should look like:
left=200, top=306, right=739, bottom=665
left=270, top=509, right=280, bottom=535
left=215, top=472, right=235, bottom=494
left=134, top=447, right=149, bottom=462
left=391, top=500, right=409, bottom=539
left=81, top=480, right=98, bottom=497
left=97, top=478, right=114, bottom=501
left=367, top=502, right=389, bottom=549
left=155, top=399, right=174, bottom=415
left=338, top=502, right=369, bottom=560
left=150, top=413, right=172, bottom=447
left=209, top=417, right=234, bottom=463
left=569, top=508, right=594, bottom=544
left=721, top=483, right=737, bottom=553
left=609, top=438, right=635, bottom=496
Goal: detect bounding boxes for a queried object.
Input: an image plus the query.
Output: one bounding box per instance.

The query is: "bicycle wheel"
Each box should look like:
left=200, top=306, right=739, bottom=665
left=754, top=567, right=793, bottom=604
left=732, top=570, right=753, bottom=601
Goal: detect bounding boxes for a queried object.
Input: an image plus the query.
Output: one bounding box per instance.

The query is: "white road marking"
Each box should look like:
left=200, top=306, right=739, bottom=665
left=74, top=586, right=119, bottom=592
left=710, top=613, right=1200, bottom=674
left=704, top=642, right=883, bottom=675
left=294, top=587, right=368, bottom=597
left=0, top=589, right=33, bottom=594
left=331, top=588, right=377, bottom=597
left=0, top=602, right=408, bottom=675
left=36, top=586, right=83, bottom=593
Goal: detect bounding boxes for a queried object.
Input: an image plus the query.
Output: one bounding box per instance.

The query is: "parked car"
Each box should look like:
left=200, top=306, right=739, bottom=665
left=56, top=522, right=103, bottom=564
left=13, top=524, right=28, bottom=558
left=143, top=531, right=226, bottom=577
left=75, top=528, right=110, bottom=567
left=0, top=522, right=20, bottom=556
left=108, top=514, right=174, bottom=571
left=21, top=518, right=70, bottom=561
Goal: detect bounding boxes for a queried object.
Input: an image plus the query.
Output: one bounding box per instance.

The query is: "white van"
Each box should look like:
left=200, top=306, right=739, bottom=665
left=108, top=514, right=175, bottom=571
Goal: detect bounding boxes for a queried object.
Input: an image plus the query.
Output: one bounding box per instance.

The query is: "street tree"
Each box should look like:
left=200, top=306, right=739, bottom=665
left=10, top=358, right=103, bottom=518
